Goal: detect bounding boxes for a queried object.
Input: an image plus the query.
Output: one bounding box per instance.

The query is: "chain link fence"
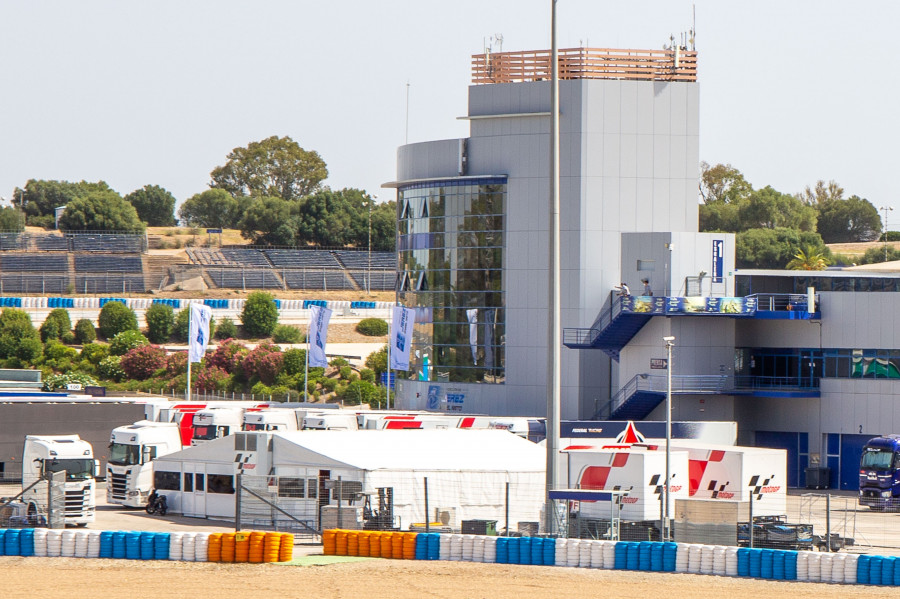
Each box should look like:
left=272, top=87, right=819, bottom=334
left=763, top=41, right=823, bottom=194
left=0, top=471, right=65, bottom=529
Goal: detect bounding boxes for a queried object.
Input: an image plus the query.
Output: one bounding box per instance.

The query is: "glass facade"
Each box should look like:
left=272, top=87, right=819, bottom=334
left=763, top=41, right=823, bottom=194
left=737, top=274, right=900, bottom=295
left=397, top=178, right=507, bottom=384
left=735, top=347, right=900, bottom=387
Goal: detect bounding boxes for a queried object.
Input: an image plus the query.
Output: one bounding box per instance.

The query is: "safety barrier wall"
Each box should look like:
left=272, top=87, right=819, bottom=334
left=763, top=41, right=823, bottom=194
left=0, top=528, right=293, bottom=563
left=321, top=529, right=899, bottom=586
left=0, top=296, right=396, bottom=314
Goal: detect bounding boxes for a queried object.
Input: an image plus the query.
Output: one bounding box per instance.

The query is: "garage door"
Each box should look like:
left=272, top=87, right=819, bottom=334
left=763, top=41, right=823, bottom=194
left=838, top=434, right=873, bottom=491
left=754, top=431, right=808, bottom=488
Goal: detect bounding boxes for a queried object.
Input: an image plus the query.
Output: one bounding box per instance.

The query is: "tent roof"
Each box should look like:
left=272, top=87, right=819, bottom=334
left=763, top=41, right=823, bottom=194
left=272, top=429, right=546, bottom=472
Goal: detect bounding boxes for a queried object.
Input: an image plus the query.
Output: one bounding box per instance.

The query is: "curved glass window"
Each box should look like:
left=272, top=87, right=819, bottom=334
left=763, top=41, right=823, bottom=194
left=397, top=178, right=506, bottom=384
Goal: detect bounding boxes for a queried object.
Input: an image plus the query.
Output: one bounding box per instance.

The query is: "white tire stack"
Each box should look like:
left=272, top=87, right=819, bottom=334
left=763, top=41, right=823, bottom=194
left=807, top=552, right=821, bottom=582
left=483, top=536, right=497, bottom=563
left=471, top=536, right=485, bottom=563
left=578, top=541, right=592, bottom=568
left=194, top=533, right=209, bottom=562
left=700, top=545, right=714, bottom=575
left=448, top=534, right=462, bottom=561
left=181, top=533, right=196, bottom=562
left=712, top=546, right=727, bottom=576
left=796, top=551, right=809, bottom=582
left=566, top=540, right=580, bottom=568
left=74, top=531, right=90, bottom=558
left=87, top=532, right=101, bottom=558
left=819, top=553, right=833, bottom=582
left=590, top=541, right=604, bottom=568
left=32, top=529, right=48, bottom=557
left=439, top=535, right=451, bottom=561
left=46, top=530, right=62, bottom=557
left=461, top=535, right=474, bottom=562
left=554, top=538, right=568, bottom=567
left=843, top=554, right=859, bottom=584
left=724, top=547, right=738, bottom=576
left=687, top=545, right=702, bottom=574
left=168, top=532, right=184, bottom=561
left=601, top=542, right=616, bottom=569
left=674, top=543, right=690, bottom=573
left=831, top=554, right=846, bottom=584
left=60, top=530, right=77, bottom=557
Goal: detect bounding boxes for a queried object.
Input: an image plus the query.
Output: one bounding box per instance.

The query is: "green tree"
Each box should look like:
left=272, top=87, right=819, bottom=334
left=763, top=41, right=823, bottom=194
left=58, top=190, right=145, bottom=231
left=173, top=308, right=216, bottom=342
left=125, top=184, right=177, bottom=226
left=178, top=189, right=239, bottom=228
left=369, top=200, right=397, bottom=251
left=738, top=186, right=817, bottom=232
left=12, top=179, right=113, bottom=226
left=210, top=135, right=328, bottom=201
left=0, top=309, right=41, bottom=363
left=294, top=188, right=357, bottom=246
left=240, top=291, right=278, bottom=337
left=786, top=244, right=829, bottom=270
left=699, top=162, right=752, bottom=204
left=337, top=379, right=381, bottom=406
left=98, top=301, right=139, bottom=339
left=109, top=330, right=150, bottom=356
left=817, top=195, right=882, bottom=243
left=74, top=319, right=97, bottom=344
left=238, top=196, right=295, bottom=245
left=798, top=179, right=844, bottom=205
left=0, top=207, right=25, bottom=231
left=144, top=303, right=175, bottom=343
left=39, top=308, right=72, bottom=342
left=365, top=345, right=388, bottom=380
left=858, top=246, right=900, bottom=265
left=736, top=228, right=830, bottom=269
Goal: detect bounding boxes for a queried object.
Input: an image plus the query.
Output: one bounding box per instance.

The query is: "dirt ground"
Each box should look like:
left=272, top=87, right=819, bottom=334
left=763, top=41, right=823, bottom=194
left=0, top=554, right=890, bottom=599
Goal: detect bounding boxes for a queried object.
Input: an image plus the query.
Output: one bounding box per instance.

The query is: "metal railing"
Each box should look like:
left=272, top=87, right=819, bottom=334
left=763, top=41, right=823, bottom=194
left=749, top=293, right=820, bottom=312
left=595, top=374, right=728, bottom=419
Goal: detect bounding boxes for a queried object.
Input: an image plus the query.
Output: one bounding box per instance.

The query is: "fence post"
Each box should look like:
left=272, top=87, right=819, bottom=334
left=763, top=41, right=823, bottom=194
left=424, top=477, right=429, bottom=533
left=505, top=481, right=510, bottom=537
left=235, top=473, right=243, bottom=531
left=337, top=477, right=343, bottom=529
left=748, top=494, right=754, bottom=548
left=825, top=493, right=831, bottom=552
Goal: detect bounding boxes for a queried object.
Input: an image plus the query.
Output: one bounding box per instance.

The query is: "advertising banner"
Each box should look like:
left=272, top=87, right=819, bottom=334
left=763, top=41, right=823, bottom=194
left=188, top=303, right=212, bottom=363
left=389, top=306, right=415, bottom=371
left=308, top=305, right=333, bottom=367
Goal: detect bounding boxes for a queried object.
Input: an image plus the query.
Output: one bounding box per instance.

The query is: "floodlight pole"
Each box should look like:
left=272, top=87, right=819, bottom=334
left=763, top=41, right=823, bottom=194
left=544, top=0, right=561, bottom=536
left=881, top=206, right=893, bottom=262
left=663, top=336, right=675, bottom=541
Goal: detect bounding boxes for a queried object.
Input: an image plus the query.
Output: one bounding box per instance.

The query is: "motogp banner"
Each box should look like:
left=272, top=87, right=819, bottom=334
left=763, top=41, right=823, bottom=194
left=188, top=303, right=212, bottom=363
left=308, top=305, right=333, bottom=368
left=389, top=306, right=415, bottom=371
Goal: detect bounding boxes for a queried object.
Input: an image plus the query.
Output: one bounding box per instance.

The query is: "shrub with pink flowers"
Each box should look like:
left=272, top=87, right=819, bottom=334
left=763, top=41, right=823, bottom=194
left=240, top=342, right=283, bottom=385
left=197, top=365, right=230, bottom=392
left=165, top=351, right=188, bottom=378
left=207, top=338, right=249, bottom=374
left=120, top=345, right=167, bottom=380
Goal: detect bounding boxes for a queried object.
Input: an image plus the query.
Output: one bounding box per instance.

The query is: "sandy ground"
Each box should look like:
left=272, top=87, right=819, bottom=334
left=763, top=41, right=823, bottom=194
left=0, top=554, right=892, bottom=599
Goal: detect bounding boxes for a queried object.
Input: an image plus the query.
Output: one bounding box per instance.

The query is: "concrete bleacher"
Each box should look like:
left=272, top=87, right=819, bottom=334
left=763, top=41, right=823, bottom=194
left=347, top=271, right=396, bottom=291
left=282, top=270, right=353, bottom=290
left=206, top=268, right=283, bottom=289
left=333, top=250, right=395, bottom=269
left=71, top=234, right=144, bottom=253
left=264, top=249, right=341, bottom=268
left=75, top=274, right=145, bottom=294
left=0, top=275, right=69, bottom=294
left=75, top=255, right=143, bottom=272
left=0, top=254, right=69, bottom=271
left=219, top=248, right=272, bottom=268
left=32, top=235, right=68, bottom=251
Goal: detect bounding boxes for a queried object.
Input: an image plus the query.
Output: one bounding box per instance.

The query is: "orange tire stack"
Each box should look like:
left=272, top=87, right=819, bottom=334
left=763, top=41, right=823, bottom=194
left=335, top=530, right=349, bottom=556
left=346, top=531, right=359, bottom=556
left=380, top=532, right=393, bottom=558
left=391, top=532, right=403, bottom=559
left=263, top=533, right=282, bottom=563
left=357, top=531, right=370, bottom=557
left=248, top=531, right=266, bottom=563
left=207, top=533, right=223, bottom=562
left=368, top=532, right=381, bottom=558
left=220, top=533, right=236, bottom=563
left=278, top=533, right=294, bottom=563
left=235, top=532, right=250, bottom=562
left=402, top=533, right=417, bottom=560
left=322, top=530, right=337, bottom=555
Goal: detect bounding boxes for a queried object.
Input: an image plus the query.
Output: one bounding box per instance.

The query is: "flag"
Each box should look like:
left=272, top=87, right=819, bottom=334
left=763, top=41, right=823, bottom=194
left=467, top=308, right=478, bottom=365
left=188, top=303, right=212, bottom=363
left=389, top=306, right=415, bottom=371
left=308, top=305, right=333, bottom=368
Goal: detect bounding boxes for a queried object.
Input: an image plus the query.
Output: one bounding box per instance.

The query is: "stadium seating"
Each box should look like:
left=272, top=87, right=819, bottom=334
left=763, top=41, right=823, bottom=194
left=75, top=274, right=145, bottom=294
left=75, top=255, right=143, bottom=272
left=264, top=249, right=341, bottom=269
left=206, top=268, right=283, bottom=289
left=0, top=275, right=69, bottom=294
left=282, top=270, right=353, bottom=291
left=0, top=254, right=68, bottom=272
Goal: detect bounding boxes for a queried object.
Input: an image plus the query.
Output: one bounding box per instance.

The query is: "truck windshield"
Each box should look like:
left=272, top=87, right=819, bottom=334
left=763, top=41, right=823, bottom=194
left=244, top=423, right=265, bottom=431
left=108, top=443, right=141, bottom=466
left=44, top=459, right=93, bottom=481
left=193, top=426, right=216, bottom=441
left=860, top=448, right=894, bottom=470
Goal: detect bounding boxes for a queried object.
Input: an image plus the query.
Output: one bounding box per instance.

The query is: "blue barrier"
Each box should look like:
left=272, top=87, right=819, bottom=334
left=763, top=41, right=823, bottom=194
left=351, top=301, right=377, bottom=309
left=48, top=297, right=74, bottom=308
left=18, top=529, right=34, bottom=556
left=0, top=298, right=22, bottom=308
left=894, top=556, right=900, bottom=586
left=507, top=537, right=521, bottom=564
left=152, top=299, right=181, bottom=309
left=542, top=537, right=555, bottom=566
left=737, top=548, right=750, bottom=577
left=303, top=300, right=327, bottom=309
left=519, top=537, right=532, bottom=565
left=112, top=531, right=127, bottom=559
left=4, top=529, right=19, bottom=556
left=649, top=542, right=663, bottom=572
left=869, top=556, right=883, bottom=586
left=204, top=299, right=228, bottom=309
left=99, top=298, right=127, bottom=308
left=858, top=555, right=871, bottom=585
left=495, top=537, right=509, bottom=564
left=760, top=549, right=774, bottom=579
left=614, top=542, right=628, bottom=569
left=662, top=542, right=677, bottom=572
left=625, top=542, right=640, bottom=570
left=140, top=532, right=156, bottom=560
left=100, top=531, right=114, bottom=558
left=772, top=550, right=785, bottom=580
left=153, top=533, right=170, bottom=560
left=784, top=551, right=797, bottom=581
left=414, top=534, right=427, bottom=560
left=427, top=533, right=440, bottom=560
left=749, top=549, right=762, bottom=578
left=125, top=532, right=141, bottom=560
left=638, top=541, right=652, bottom=571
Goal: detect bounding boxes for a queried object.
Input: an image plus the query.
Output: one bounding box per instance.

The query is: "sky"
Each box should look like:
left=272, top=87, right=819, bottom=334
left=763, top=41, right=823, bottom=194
left=1, top=1, right=898, bottom=223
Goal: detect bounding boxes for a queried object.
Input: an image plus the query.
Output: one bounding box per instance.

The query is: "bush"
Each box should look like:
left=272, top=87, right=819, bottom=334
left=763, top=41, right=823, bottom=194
left=61, top=331, right=76, bottom=345
left=215, top=317, right=238, bottom=340
left=359, top=368, right=375, bottom=383
left=16, top=336, right=43, bottom=363
left=251, top=381, right=272, bottom=397
left=173, top=307, right=216, bottom=342
left=197, top=365, right=230, bottom=392
left=241, top=291, right=278, bottom=337
left=120, top=345, right=167, bottom=380
left=207, top=339, right=249, bottom=374
left=74, top=319, right=97, bottom=344
left=337, top=380, right=381, bottom=406
left=40, top=308, right=72, bottom=342
left=109, top=330, right=150, bottom=356
left=165, top=352, right=188, bottom=377
left=321, top=377, right=338, bottom=393
left=44, top=341, right=78, bottom=362
left=145, top=303, right=175, bottom=343
left=330, top=357, right=349, bottom=368
left=39, top=318, right=59, bottom=342
left=240, top=342, right=283, bottom=386
left=272, top=324, right=303, bottom=344
left=356, top=318, right=388, bottom=336
left=0, top=309, right=41, bottom=363
left=282, top=348, right=306, bottom=376
left=339, top=365, right=352, bottom=380
left=43, top=372, right=99, bottom=392
left=97, top=355, right=125, bottom=381
left=98, top=301, right=138, bottom=339
left=81, top=342, right=110, bottom=365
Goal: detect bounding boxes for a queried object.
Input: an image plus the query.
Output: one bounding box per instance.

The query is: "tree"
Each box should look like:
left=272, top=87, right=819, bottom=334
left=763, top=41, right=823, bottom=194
left=294, top=188, right=357, bottom=246
left=173, top=308, right=216, bottom=342
left=0, top=309, right=41, bottom=363
left=240, top=291, right=278, bottom=337
left=370, top=200, right=397, bottom=251
left=735, top=228, right=829, bottom=269
left=210, top=135, right=328, bottom=201
left=12, top=179, right=113, bottom=226
left=58, top=190, right=145, bottom=231
left=40, top=308, right=72, bottom=342
left=365, top=345, right=388, bottom=380
left=0, top=207, right=25, bottom=231
left=738, top=186, right=817, bottom=232
left=238, top=196, right=295, bottom=245
left=98, top=301, right=139, bottom=339
left=74, top=319, right=97, bottom=344
left=178, top=189, right=239, bottom=228
left=786, top=244, right=829, bottom=270
left=798, top=179, right=844, bottom=205
left=817, top=195, right=881, bottom=243
left=699, top=162, right=752, bottom=204
left=144, top=303, right=175, bottom=343
left=125, top=184, right=177, bottom=226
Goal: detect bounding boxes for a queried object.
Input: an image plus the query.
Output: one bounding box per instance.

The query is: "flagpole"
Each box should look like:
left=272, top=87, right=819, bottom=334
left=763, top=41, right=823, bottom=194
left=186, top=358, right=191, bottom=402
left=305, top=311, right=311, bottom=402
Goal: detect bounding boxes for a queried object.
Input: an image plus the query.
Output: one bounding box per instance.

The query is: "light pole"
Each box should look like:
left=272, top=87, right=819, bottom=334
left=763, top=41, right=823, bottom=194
left=369, top=194, right=377, bottom=295
left=880, top=206, right=893, bottom=262
left=663, top=335, right=675, bottom=541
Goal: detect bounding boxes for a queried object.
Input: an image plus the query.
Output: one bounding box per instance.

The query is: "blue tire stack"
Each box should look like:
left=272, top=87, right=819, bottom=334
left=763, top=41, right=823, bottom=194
left=507, top=537, right=521, bottom=564
left=414, top=534, right=428, bottom=560
left=625, top=542, right=640, bottom=570
left=4, top=529, right=20, bottom=556
left=614, top=541, right=628, bottom=569
left=662, top=542, right=677, bottom=572
left=99, top=532, right=114, bottom=558
left=125, top=532, right=141, bottom=560
left=784, top=551, right=798, bottom=580
left=858, top=555, right=871, bottom=585
left=496, top=538, right=509, bottom=564
left=542, top=538, right=556, bottom=566
left=153, top=533, right=170, bottom=560
left=529, top=537, right=543, bottom=566
left=426, top=534, right=440, bottom=560
left=19, top=529, right=34, bottom=557
left=519, top=537, right=531, bottom=565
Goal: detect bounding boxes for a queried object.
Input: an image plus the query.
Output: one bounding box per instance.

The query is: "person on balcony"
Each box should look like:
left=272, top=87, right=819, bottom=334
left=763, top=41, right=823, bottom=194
left=615, top=282, right=631, bottom=297
left=641, top=279, right=653, bottom=296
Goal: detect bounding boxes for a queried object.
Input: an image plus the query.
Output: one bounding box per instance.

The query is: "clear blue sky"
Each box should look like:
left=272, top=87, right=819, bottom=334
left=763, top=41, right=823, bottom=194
left=1, top=1, right=898, bottom=223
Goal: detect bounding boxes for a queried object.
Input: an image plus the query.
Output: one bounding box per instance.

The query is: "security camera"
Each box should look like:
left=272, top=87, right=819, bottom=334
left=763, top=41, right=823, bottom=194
left=663, top=336, right=675, bottom=342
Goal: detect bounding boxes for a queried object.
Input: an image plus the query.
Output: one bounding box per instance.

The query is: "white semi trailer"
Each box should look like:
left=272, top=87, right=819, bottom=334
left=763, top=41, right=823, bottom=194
left=22, top=434, right=99, bottom=526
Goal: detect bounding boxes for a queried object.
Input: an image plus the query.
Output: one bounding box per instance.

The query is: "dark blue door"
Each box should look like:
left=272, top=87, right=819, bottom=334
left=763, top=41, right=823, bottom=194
left=755, top=431, right=808, bottom=488
left=839, top=434, right=874, bottom=491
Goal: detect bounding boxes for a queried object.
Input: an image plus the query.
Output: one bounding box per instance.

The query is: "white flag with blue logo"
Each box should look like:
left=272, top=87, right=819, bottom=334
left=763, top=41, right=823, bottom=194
left=308, top=305, right=333, bottom=367
left=389, top=306, right=415, bottom=371
left=188, top=303, right=212, bottom=363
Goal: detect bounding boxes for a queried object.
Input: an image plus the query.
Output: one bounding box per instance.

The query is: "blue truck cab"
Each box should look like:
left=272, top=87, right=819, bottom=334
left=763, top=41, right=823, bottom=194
left=859, top=434, right=900, bottom=510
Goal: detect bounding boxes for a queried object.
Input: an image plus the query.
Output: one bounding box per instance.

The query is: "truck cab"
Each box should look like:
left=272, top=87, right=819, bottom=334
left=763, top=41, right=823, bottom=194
left=22, top=435, right=99, bottom=526
left=859, top=435, right=900, bottom=510
left=107, top=421, right=182, bottom=507
left=191, top=407, right=243, bottom=445
left=242, top=409, right=304, bottom=432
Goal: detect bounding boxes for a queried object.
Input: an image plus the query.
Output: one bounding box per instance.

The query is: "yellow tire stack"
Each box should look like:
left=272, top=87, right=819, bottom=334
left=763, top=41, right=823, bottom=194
left=347, top=531, right=359, bottom=556
left=235, top=531, right=250, bottom=562
left=322, top=530, right=337, bottom=555
left=391, top=532, right=404, bottom=559
left=402, top=532, right=417, bottom=560
left=358, top=531, right=370, bottom=557
left=368, top=532, right=381, bottom=557
left=335, top=530, right=349, bottom=556
left=263, top=532, right=282, bottom=563
left=207, top=533, right=223, bottom=562
left=248, top=531, right=266, bottom=563
left=220, top=533, right=236, bottom=563
left=278, top=533, right=294, bottom=563
left=380, top=532, right=393, bottom=558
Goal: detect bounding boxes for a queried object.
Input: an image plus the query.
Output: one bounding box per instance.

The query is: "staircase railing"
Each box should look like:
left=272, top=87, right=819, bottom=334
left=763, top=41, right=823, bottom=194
left=563, top=292, right=624, bottom=346
left=593, top=374, right=729, bottom=419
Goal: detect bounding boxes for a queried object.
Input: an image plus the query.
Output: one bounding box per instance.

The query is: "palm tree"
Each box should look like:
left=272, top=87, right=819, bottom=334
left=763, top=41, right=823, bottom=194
left=786, top=244, right=829, bottom=270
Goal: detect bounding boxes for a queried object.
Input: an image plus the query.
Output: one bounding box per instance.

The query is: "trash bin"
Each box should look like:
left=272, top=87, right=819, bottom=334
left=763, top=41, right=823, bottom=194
left=805, top=467, right=830, bottom=489
left=461, top=520, right=498, bottom=535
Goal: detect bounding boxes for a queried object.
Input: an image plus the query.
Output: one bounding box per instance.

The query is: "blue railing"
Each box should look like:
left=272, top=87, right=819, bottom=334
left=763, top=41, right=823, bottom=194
left=594, top=374, right=728, bottom=419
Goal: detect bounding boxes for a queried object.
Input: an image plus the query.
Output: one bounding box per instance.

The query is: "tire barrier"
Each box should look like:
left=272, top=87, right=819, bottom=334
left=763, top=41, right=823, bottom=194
left=319, top=530, right=899, bottom=586
left=0, top=529, right=294, bottom=563
left=152, top=298, right=181, bottom=309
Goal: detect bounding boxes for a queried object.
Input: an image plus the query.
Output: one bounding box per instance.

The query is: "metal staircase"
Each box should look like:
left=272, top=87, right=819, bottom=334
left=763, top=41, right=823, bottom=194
left=562, top=294, right=657, bottom=360
left=594, top=374, right=728, bottom=420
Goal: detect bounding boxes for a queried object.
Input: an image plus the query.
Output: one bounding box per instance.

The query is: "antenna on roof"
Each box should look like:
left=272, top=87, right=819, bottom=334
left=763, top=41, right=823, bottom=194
left=691, top=3, right=697, bottom=50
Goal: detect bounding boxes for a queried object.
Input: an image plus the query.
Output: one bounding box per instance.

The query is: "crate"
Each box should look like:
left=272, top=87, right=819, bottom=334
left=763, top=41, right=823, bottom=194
left=461, top=519, right=498, bottom=536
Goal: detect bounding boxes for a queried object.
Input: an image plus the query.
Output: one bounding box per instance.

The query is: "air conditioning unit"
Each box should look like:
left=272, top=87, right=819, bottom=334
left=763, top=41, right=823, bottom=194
left=434, top=507, right=457, bottom=528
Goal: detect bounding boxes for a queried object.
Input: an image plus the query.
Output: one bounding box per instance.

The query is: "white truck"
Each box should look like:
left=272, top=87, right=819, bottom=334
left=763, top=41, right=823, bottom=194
left=22, top=434, right=99, bottom=526
left=191, top=407, right=245, bottom=445
left=242, top=408, right=306, bottom=432
left=106, top=421, right=183, bottom=507
left=302, top=412, right=359, bottom=430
